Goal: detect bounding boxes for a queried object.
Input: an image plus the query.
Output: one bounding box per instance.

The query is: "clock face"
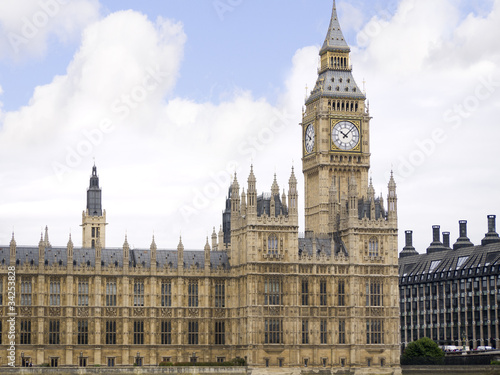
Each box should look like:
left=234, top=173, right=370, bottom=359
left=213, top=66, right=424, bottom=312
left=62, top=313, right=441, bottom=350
left=332, top=121, right=360, bottom=151
left=305, top=124, right=315, bottom=153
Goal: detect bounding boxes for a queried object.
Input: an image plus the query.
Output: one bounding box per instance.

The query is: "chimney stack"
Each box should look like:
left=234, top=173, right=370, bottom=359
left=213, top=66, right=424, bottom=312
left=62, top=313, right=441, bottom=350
left=400, top=230, right=419, bottom=258
left=453, top=220, right=474, bottom=250
left=427, top=226, right=445, bottom=254
left=482, top=215, right=500, bottom=246
left=443, top=232, right=451, bottom=249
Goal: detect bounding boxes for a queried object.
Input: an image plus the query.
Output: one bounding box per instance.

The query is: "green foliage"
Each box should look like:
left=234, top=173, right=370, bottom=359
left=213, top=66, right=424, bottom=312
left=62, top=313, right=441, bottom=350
left=402, top=337, right=445, bottom=365
left=159, top=361, right=173, bottom=366
left=40, top=363, right=50, bottom=367
left=491, top=360, right=500, bottom=365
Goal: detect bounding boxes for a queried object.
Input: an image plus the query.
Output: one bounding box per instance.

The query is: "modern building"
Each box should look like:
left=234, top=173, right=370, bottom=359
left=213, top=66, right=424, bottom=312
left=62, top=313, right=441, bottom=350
left=399, top=217, right=500, bottom=350
left=0, top=1, right=402, bottom=373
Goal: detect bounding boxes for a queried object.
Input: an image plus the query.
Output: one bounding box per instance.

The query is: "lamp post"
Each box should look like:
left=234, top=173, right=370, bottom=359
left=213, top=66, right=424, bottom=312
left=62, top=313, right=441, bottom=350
left=80, top=351, right=83, bottom=367
left=136, top=352, right=141, bottom=366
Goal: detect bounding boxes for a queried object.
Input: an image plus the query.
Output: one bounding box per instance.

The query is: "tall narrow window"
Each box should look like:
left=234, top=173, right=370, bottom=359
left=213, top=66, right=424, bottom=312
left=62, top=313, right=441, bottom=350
left=106, top=280, right=117, bottom=306
left=134, top=280, right=145, bottom=307
left=215, top=321, right=225, bottom=345
left=49, top=280, right=61, bottom=306
left=133, top=320, right=144, bottom=344
left=188, top=321, right=199, bottom=345
left=161, top=321, right=171, bottom=345
left=369, top=238, right=379, bottom=257
left=105, top=321, right=116, bottom=345
left=265, top=278, right=281, bottom=305
left=366, top=281, right=383, bottom=307
left=0, top=321, right=2, bottom=344
left=301, top=280, right=309, bottom=306
left=77, top=320, right=89, bottom=345
left=49, top=320, right=60, bottom=344
left=339, top=320, right=346, bottom=344
left=78, top=280, right=89, bottom=306
left=188, top=280, right=199, bottom=307
left=366, top=319, right=384, bottom=344
left=264, top=319, right=283, bottom=344
left=338, top=280, right=345, bottom=306
left=161, top=280, right=172, bottom=307
left=215, top=280, right=225, bottom=308
left=21, top=280, right=32, bottom=306
left=302, top=320, right=309, bottom=344
left=320, top=320, right=327, bottom=344
left=0, top=279, right=3, bottom=305
left=268, top=234, right=278, bottom=255
left=320, top=280, right=327, bottom=306
left=20, top=320, right=31, bottom=345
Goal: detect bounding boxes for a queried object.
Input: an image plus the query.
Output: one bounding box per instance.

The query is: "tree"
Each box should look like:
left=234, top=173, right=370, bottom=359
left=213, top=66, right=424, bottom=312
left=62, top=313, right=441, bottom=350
left=402, top=337, right=445, bottom=365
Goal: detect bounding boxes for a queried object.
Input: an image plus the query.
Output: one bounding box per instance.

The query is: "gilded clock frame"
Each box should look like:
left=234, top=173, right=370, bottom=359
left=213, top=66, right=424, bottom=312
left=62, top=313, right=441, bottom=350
left=330, top=119, right=362, bottom=153
left=303, top=123, right=316, bottom=156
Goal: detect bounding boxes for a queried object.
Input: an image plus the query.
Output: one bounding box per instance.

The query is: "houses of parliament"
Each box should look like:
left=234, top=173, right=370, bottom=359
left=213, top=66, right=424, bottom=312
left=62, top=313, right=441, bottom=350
left=0, top=1, right=403, bottom=373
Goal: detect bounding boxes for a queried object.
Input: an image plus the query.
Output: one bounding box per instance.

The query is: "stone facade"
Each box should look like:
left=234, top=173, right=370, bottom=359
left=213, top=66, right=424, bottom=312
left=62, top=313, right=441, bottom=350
left=0, top=1, right=401, bottom=374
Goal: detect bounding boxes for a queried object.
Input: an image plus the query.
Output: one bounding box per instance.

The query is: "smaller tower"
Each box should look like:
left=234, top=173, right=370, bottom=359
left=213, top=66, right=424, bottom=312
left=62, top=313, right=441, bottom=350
left=43, top=225, right=51, bottom=248
left=123, top=235, right=130, bottom=271
left=204, top=237, right=211, bottom=271
left=150, top=235, right=157, bottom=271
left=288, top=167, right=298, bottom=219
left=81, top=164, right=107, bottom=248
left=9, top=232, right=16, bottom=267
left=247, top=166, right=257, bottom=220
left=177, top=236, right=184, bottom=274
left=211, top=227, right=218, bottom=251
left=67, top=234, right=74, bottom=270
left=388, top=172, right=397, bottom=223
left=38, top=232, right=45, bottom=267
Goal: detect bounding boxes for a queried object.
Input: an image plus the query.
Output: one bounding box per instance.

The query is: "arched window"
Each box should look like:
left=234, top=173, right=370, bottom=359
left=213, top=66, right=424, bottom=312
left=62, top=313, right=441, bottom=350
left=369, top=238, right=379, bottom=257
left=268, top=235, right=278, bottom=255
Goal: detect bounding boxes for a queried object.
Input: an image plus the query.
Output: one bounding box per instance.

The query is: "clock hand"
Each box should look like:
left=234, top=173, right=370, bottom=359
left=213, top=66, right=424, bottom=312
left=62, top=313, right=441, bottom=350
left=345, top=126, right=356, bottom=136
left=340, top=131, right=348, bottom=139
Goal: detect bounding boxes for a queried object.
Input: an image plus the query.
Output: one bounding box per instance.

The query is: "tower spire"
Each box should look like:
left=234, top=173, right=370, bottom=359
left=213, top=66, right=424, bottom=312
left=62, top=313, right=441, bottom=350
left=321, top=0, right=350, bottom=54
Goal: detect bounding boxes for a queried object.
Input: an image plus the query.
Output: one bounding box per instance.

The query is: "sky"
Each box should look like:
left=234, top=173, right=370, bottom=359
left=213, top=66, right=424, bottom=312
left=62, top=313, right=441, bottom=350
left=0, top=0, right=499, bottom=254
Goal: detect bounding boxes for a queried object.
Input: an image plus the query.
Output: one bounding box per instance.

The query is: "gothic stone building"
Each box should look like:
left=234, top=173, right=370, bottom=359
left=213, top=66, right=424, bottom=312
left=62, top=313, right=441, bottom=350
left=0, top=1, right=401, bottom=373
left=399, top=217, right=500, bottom=350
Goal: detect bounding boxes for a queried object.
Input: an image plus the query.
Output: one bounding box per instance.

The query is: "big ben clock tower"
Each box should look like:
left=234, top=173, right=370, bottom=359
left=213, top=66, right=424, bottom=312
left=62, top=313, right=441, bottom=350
left=302, top=0, right=371, bottom=235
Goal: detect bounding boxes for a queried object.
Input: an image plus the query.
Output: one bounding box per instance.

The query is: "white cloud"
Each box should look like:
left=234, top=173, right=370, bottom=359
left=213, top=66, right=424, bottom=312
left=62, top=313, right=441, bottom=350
left=0, top=0, right=100, bottom=61
left=1, top=0, right=499, bottom=255
left=352, top=0, right=500, bottom=252
left=0, top=9, right=310, bottom=250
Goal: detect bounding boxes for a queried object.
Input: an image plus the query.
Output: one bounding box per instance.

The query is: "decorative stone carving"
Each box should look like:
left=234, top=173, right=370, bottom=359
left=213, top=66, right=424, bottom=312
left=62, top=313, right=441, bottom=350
left=20, top=307, right=32, bottom=316
left=161, top=308, right=172, bottom=317
left=214, top=308, right=225, bottom=318
left=133, top=307, right=145, bottom=316
left=106, top=307, right=117, bottom=317
left=188, top=308, right=199, bottom=317
left=49, top=307, right=62, bottom=316
left=269, top=306, right=280, bottom=316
